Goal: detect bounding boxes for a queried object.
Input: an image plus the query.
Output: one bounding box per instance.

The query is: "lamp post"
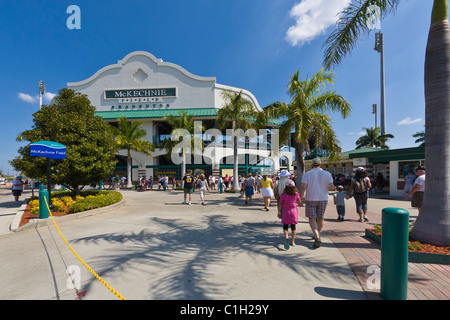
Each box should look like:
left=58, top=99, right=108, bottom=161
left=39, top=80, right=45, bottom=110
left=372, top=103, right=377, bottom=128
left=374, top=32, right=386, bottom=135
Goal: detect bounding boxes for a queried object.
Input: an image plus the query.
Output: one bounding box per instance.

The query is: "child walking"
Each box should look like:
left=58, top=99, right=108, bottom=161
left=197, top=174, right=210, bottom=205
left=333, top=185, right=349, bottom=221
left=277, top=180, right=302, bottom=250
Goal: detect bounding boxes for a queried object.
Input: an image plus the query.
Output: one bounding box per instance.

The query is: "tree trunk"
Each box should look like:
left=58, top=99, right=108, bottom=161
left=411, top=1, right=450, bottom=246
left=126, top=149, right=132, bottom=188
left=293, top=140, right=305, bottom=188
left=232, top=121, right=240, bottom=191
left=181, top=151, right=186, bottom=179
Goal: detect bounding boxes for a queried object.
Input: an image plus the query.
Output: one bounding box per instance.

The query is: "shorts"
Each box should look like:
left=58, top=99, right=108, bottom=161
left=283, top=224, right=296, bottom=231
left=411, top=191, right=424, bottom=208
left=12, top=190, right=22, bottom=197
left=184, top=188, right=194, bottom=194
left=336, top=205, right=345, bottom=216
left=305, top=201, right=328, bottom=219
left=353, top=192, right=368, bottom=213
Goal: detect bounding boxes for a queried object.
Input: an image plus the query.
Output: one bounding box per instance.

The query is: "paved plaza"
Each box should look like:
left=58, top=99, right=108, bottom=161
left=0, top=185, right=448, bottom=301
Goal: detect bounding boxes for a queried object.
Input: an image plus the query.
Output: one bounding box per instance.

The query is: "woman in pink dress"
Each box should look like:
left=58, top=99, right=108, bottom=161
left=277, top=180, right=302, bottom=250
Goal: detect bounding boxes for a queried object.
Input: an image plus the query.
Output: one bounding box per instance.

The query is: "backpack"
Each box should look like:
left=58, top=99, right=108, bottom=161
left=354, top=178, right=367, bottom=194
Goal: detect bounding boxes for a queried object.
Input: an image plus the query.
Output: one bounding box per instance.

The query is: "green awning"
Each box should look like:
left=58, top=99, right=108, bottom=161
left=348, top=146, right=425, bottom=163
left=95, top=107, right=281, bottom=125
left=95, top=108, right=218, bottom=120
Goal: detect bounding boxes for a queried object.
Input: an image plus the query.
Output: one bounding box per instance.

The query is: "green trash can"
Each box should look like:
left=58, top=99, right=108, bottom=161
left=380, top=207, right=409, bottom=300
left=39, top=185, right=50, bottom=219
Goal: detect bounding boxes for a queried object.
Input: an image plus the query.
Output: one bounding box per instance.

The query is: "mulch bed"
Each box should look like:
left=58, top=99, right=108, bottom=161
left=19, top=204, right=70, bottom=228
left=367, top=228, right=450, bottom=255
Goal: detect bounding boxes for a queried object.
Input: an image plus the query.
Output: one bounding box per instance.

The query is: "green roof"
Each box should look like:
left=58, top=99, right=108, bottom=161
left=95, top=108, right=218, bottom=120
left=348, top=146, right=425, bottom=162
left=95, top=107, right=281, bottom=125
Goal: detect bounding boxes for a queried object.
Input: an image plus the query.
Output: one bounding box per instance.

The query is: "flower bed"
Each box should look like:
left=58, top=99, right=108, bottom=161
left=365, top=226, right=450, bottom=265
left=21, top=190, right=122, bottom=227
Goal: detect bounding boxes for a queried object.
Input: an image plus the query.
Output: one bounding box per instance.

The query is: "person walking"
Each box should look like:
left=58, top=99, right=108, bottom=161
left=277, top=180, right=302, bottom=250
left=197, top=174, right=210, bottom=205
left=333, top=185, right=349, bottom=221
left=299, top=158, right=335, bottom=248
left=403, top=171, right=416, bottom=199
left=348, top=167, right=372, bottom=222
left=260, top=173, right=274, bottom=211
left=182, top=170, right=195, bottom=205
left=12, top=176, right=24, bottom=204
left=243, top=173, right=256, bottom=205
left=406, top=166, right=425, bottom=212
left=274, top=170, right=291, bottom=208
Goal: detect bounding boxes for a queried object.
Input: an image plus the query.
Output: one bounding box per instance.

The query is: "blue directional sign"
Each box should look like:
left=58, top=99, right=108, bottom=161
left=30, top=141, right=67, bottom=159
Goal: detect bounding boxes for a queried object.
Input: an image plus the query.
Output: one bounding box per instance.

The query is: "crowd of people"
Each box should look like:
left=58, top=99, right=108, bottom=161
left=9, top=158, right=427, bottom=250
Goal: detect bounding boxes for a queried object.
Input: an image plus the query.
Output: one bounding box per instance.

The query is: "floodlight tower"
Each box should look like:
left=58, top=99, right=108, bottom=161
left=39, top=80, right=45, bottom=110
left=374, top=32, right=386, bottom=135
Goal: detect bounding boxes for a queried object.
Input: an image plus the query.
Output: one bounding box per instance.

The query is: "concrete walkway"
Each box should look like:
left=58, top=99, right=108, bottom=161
left=0, top=186, right=448, bottom=301
left=0, top=187, right=366, bottom=300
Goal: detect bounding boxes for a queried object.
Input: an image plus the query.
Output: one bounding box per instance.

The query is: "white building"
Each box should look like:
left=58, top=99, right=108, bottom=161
left=67, top=51, right=292, bottom=181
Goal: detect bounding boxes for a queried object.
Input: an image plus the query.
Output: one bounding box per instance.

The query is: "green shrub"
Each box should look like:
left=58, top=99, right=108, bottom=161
left=68, top=191, right=122, bottom=213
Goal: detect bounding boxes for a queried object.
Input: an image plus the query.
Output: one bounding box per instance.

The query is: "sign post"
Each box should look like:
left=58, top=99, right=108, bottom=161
left=30, top=141, right=66, bottom=216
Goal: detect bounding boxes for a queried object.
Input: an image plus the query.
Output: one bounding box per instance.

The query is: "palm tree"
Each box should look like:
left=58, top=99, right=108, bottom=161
left=160, top=110, right=204, bottom=178
left=114, top=117, right=155, bottom=188
left=217, top=90, right=258, bottom=191
left=323, top=0, right=450, bottom=246
left=355, top=127, right=394, bottom=149
left=264, top=69, right=351, bottom=187
left=413, top=129, right=425, bottom=146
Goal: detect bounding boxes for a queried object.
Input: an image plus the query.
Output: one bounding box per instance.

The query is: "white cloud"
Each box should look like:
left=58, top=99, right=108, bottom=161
left=18, top=92, right=37, bottom=103
left=286, top=0, right=351, bottom=46
left=397, top=117, right=423, bottom=125
left=43, top=92, right=56, bottom=102
left=17, top=91, right=57, bottom=104
left=348, top=131, right=365, bottom=136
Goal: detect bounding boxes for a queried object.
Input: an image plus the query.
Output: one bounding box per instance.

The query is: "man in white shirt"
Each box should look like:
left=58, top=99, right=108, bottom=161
left=12, top=176, right=24, bottom=204
left=299, top=158, right=335, bottom=248
left=406, top=166, right=425, bottom=212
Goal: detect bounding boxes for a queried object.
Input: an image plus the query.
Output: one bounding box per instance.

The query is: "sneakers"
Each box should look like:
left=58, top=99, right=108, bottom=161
left=313, top=238, right=322, bottom=248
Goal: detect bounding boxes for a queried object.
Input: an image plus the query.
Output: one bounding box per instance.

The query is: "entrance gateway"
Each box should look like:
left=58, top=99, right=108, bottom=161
left=67, top=51, right=292, bottom=181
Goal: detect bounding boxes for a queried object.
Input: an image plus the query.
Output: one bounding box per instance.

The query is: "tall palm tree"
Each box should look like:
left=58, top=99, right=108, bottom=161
left=264, top=69, right=351, bottom=187
left=355, top=127, right=394, bottom=149
left=160, top=110, right=204, bottom=178
left=323, top=0, right=450, bottom=246
left=114, top=117, right=155, bottom=188
left=217, top=90, right=258, bottom=191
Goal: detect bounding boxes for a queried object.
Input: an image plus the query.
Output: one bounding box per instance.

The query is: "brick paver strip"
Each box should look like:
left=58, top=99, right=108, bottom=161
left=317, top=200, right=450, bottom=300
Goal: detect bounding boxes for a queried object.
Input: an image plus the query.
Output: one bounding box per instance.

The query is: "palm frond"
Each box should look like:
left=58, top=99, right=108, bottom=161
left=323, top=0, right=399, bottom=70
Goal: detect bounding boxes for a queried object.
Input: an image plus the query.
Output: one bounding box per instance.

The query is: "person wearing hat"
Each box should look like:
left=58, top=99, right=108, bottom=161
left=278, top=179, right=302, bottom=249
left=12, top=176, right=24, bottom=204
left=406, top=166, right=426, bottom=212
left=348, top=167, right=372, bottom=222
left=274, top=170, right=291, bottom=204
left=299, top=158, right=335, bottom=248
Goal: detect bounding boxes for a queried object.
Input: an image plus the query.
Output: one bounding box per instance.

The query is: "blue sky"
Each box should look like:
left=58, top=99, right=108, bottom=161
left=0, top=0, right=434, bottom=175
